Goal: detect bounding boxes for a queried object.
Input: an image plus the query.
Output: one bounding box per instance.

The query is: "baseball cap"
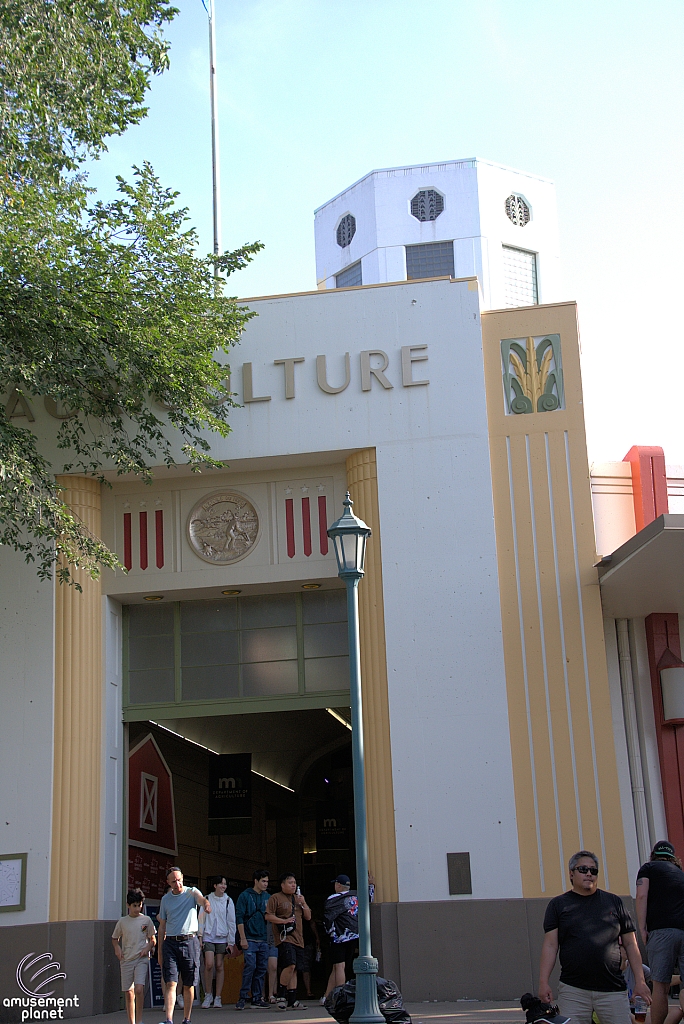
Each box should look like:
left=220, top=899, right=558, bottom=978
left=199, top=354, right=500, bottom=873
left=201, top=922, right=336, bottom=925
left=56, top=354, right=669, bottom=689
left=332, top=874, right=351, bottom=885
left=653, top=840, right=676, bottom=858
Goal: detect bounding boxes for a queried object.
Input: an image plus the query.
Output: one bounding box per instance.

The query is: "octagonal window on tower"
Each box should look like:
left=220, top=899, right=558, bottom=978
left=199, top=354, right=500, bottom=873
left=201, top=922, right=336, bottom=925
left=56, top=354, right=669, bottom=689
left=410, top=189, right=444, bottom=222
left=336, top=214, right=356, bottom=248
left=505, top=194, right=531, bottom=226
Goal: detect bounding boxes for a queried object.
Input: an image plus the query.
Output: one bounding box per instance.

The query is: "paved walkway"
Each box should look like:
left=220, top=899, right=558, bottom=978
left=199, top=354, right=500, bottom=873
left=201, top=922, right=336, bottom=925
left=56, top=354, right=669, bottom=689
left=71, top=1002, right=522, bottom=1024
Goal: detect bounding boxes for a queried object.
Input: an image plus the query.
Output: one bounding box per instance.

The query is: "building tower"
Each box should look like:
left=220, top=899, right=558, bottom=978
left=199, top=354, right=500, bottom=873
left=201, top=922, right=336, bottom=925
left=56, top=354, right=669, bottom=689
left=314, top=157, right=563, bottom=310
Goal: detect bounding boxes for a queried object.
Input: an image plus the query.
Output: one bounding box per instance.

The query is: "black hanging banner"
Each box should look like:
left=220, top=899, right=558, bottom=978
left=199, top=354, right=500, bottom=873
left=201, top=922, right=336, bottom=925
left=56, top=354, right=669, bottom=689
left=316, top=802, right=349, bottom=850
left=208, top=753, right=252, bottom=835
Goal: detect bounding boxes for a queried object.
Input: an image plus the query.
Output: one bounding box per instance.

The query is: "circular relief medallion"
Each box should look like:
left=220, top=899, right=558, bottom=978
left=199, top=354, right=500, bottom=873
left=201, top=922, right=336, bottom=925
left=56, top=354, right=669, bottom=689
left=187, top=491, right=260, bottom=565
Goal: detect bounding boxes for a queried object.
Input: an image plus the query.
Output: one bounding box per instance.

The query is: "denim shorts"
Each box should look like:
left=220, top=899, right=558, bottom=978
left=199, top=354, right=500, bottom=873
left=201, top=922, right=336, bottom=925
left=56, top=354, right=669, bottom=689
left=267, top=944, right=278, bottom=960
left=647, top=928, right=684, bottom=983
left=162, top=935, right=201, bottom=987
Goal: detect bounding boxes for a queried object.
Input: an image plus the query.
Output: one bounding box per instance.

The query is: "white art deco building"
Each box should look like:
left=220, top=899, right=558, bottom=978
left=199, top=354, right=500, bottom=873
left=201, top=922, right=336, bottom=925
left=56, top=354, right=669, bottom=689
left=1, top=159, right=683, bottom=1018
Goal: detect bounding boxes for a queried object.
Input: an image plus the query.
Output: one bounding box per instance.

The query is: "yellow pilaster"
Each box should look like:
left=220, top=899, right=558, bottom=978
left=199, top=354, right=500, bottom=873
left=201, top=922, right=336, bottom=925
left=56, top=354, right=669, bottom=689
left=50, top=475, right=103, bottom=921
left=481, top=304, right=629, bottom=897
left=346, top=449, right=399, bottom=903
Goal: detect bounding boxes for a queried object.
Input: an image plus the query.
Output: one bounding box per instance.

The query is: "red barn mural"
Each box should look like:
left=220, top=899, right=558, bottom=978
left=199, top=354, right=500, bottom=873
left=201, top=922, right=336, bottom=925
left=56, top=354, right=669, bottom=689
left=128, top=734, right=177, bottom=897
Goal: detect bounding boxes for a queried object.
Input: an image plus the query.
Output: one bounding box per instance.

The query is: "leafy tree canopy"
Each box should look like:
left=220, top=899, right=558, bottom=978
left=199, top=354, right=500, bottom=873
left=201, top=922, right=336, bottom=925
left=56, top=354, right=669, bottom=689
left=0, top=1, right=262, bottom=585
left=0, top=0, right=176, bottom=178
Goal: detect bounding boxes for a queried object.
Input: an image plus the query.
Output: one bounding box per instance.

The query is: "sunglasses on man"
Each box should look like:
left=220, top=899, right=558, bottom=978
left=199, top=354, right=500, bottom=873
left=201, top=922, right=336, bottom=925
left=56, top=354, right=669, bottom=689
left=573, top=865, right=598, bottom=875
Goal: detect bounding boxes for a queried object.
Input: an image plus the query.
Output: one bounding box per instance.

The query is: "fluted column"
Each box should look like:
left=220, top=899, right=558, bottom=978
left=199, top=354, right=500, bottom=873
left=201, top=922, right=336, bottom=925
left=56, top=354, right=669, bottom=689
left=346, top=449, right=399, bottom=903
left=50, top=476, right=103, bottom=921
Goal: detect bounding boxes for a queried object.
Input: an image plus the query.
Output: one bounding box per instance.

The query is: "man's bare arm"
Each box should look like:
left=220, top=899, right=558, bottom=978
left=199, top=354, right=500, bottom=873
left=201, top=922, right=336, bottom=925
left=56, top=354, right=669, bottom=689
left=635, top=877, right=649, bottom=942
left=538, top=929, right=559, bottom=1003
left=157, top=919, right=166, bottom=962
left=623, top=930, right=651, bottom=1004
left=194, top=888, right=211, bottom=913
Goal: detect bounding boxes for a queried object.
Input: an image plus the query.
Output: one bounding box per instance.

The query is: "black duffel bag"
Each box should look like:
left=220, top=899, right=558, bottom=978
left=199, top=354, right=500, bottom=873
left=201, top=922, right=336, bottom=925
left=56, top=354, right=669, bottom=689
left=324, top=977, right=411, bottom=1024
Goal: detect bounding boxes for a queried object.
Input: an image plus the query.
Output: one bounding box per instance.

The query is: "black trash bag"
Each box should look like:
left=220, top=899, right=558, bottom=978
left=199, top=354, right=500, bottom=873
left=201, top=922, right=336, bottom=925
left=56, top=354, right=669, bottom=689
left=324, top=981, right=356, bottom=1023
left=381, top=1010, right=412, bottom=1024
left=325, top=978, right=411, bottom=1024
left=377, top=979, right=403, bottom=1009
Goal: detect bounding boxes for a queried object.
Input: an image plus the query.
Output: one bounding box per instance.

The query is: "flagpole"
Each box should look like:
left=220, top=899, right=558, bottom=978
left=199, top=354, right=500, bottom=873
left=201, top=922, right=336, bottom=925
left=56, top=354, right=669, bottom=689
left=207, top=0, right=222, bottom=266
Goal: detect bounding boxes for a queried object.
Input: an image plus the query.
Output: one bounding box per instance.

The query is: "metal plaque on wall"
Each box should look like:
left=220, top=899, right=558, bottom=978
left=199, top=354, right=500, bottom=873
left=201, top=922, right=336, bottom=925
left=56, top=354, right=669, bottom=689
left=187, top=491, right=260, bottom=564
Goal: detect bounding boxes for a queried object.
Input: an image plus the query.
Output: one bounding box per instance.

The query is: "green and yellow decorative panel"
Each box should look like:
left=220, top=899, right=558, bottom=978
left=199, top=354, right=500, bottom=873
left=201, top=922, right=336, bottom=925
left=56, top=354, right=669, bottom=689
left=501, top=334, right=564, bottom=415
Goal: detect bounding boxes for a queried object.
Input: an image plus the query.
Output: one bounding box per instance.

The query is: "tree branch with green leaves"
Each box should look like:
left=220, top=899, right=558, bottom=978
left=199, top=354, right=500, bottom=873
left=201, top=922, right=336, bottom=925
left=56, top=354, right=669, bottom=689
left=0, top=1, right=263, bottom=584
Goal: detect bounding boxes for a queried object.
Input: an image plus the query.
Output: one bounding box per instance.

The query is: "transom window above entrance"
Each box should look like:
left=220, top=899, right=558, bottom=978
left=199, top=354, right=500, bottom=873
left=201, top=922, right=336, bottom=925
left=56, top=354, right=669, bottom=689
left=124, top=589, right=350, bottom=720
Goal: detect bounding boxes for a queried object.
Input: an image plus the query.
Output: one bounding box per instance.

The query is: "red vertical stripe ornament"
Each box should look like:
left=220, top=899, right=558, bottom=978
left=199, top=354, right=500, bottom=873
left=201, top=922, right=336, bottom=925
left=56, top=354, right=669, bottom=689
left=139, top=511, right=148, bottom=570
left=123, top=513, right=132, bottom=570
left=318, top=496, right=328, bottom=555
left=302, top=497, right=312, bottom=556
left=285, top=498, right=295, bottom=558
left=155, top=509, right=164, bottom=569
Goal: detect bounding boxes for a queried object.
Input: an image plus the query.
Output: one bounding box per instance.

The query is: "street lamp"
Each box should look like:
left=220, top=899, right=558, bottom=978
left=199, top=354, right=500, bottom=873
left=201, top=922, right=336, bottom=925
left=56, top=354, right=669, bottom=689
left=328, top=493, right=384, bottom=1024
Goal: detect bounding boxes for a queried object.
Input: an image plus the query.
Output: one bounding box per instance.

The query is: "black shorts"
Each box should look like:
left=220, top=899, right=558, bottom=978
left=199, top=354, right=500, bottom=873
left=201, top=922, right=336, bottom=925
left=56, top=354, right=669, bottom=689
left=162, top=936, right=201, bottom=988
left=330, top=939, right=357, bottom=965
left=277, top=942, right=306, bottom=972
left=299, top=943, right=315, bottom=973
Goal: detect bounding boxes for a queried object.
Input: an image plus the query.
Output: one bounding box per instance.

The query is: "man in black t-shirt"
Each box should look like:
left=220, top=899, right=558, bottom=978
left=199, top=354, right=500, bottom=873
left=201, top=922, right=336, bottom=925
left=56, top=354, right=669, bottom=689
left=539, top=850, right=651, bottom=1024
left=635, top=840, right=684, bottom=1024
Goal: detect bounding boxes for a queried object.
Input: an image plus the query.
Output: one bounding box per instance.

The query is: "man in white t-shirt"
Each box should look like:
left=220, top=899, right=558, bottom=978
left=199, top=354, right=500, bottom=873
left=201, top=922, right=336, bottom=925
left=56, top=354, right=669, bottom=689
left=199, top=876, right=237, bottom=1008
left=112, top=889, right=157, bottom=1024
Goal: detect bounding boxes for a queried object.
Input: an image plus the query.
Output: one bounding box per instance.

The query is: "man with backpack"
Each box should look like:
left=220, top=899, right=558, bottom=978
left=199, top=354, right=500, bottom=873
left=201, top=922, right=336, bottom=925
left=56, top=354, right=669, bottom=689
left=322, top=875, right=359, bottom=1003
left=235, top=869, right=271, bottom=1010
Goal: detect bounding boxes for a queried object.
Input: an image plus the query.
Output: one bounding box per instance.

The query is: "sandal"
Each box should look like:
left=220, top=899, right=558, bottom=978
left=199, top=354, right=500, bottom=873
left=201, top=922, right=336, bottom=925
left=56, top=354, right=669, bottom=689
left=269, top=997, right=277, bottom=1004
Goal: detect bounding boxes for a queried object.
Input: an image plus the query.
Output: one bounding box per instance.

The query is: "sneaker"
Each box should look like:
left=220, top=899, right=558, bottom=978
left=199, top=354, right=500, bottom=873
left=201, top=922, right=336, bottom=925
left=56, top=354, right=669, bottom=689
left=177, top=995, right=184, bottom=1009
left=236, top=1001, right=246, bottom=1011
left=319, top=997, right=327, bottom=1006
left=158, top=1019, right=174, bottom=1024
left=202, top=995, right=213, bottom=1009
left=213, top=998, right=222, bottom=1008
left=250, top=1000, right=269, bottom=1009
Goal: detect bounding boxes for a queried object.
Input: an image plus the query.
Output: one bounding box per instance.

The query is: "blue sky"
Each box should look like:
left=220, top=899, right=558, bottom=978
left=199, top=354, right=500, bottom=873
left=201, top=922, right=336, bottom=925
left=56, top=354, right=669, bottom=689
left=87, top=0, right=684, bottom=465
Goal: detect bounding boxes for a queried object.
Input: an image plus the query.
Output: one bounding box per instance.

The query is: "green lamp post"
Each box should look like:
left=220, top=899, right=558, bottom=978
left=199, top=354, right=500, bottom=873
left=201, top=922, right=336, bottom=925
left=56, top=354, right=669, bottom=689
left=328, top=493, right=384, bottom=1024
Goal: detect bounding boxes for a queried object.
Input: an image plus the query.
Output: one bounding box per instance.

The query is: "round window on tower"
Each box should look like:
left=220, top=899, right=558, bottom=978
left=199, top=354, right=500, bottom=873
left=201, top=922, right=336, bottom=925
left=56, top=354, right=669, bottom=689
left=410, top=189, right=444, bottom=222
left=336, top=214, right=356, bottom=248
left=505, top=194, right=531, bottom=227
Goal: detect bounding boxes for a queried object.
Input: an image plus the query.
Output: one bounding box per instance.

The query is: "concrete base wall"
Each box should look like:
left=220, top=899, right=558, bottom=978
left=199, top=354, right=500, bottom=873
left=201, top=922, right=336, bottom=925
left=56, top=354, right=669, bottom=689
left=371, top=898, right=564, bottom=1001
left=0, top=921, right=119, bottom=1022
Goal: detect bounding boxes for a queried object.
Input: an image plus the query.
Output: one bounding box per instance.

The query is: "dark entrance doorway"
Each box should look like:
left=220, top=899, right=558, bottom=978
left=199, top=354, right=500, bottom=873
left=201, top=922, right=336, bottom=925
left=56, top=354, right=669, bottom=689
left=127, top=709, right=354, bottom=1001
